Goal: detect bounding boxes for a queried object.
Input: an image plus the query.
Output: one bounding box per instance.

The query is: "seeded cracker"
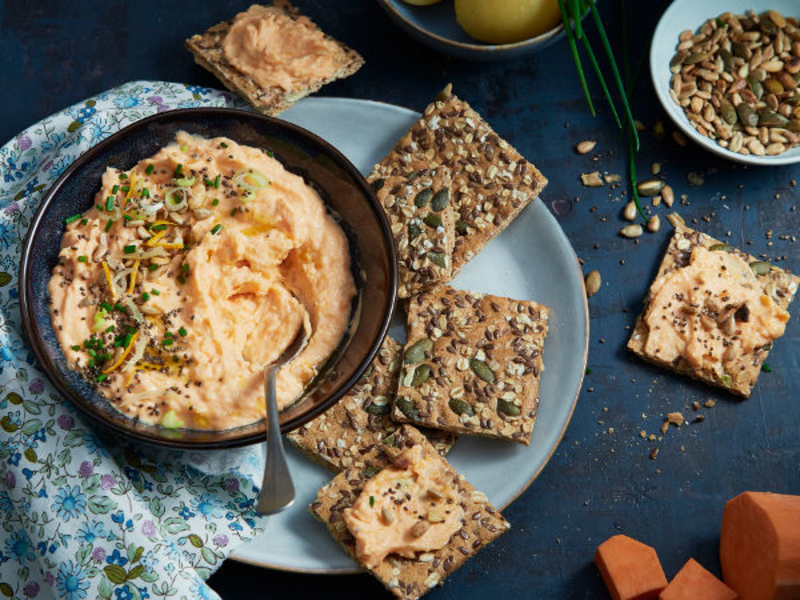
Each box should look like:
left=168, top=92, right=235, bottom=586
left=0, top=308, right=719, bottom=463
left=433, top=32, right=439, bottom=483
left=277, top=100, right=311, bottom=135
left=310, top=425, right=509, bottom=600
left=372, top=86, right=548, bottom=274
left=628, top=223, right=799, bottom=397
left=392, top=286, right=549, bottom=445
left=367, top=168, right=455, bottom=298
left=186, top=1, right=364, bottom=116
left=287, top=336, right=456, bottom=471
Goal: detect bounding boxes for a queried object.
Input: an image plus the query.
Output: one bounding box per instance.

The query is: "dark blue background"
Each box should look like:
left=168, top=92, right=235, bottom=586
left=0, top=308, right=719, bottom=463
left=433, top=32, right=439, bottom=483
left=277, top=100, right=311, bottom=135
left=2, top=1, right=798, bottom=598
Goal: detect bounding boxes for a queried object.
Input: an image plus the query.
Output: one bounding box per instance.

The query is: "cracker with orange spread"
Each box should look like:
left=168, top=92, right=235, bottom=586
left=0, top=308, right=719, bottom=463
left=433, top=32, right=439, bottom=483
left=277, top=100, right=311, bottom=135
left=310, top=425, right=509, bottom=600
left=392, top=285, right=549, bottom=445
left=287, top=336, right=456, bottom=471
left=628, top=222, right=798, bottom=397
left=186, top=2, right=364, bottom=115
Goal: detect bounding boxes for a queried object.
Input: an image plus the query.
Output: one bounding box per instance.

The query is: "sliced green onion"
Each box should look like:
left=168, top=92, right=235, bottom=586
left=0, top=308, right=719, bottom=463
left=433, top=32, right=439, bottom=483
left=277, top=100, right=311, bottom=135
left=210, top=224, right=223, bottom=235
left=71, top=345, right=80, bottom=351
left=176, top=176, right=195, bottom=187
left=151, top=289, right=160, bottom=296
left=147, top=264, right=159, bottom=272
left=220, top=142, right=228, bottom=149
left=112, top=185, right=120, bottom=194
left=80, top=218, right=88, bottom=226
left=65, top=213, right=82, bottom=225
left=212, top=198, right=219, bottom=206
left=145, top=164, right=154, bottom=175
left=174, top=164, right=183, bottom=176
left=106, top=196, right=115, bottom=212
left=234, top=169, right=269, bottom=192
left=142, top=292, right=150, bottom=302
left=78, top=255, right=88, bottom=263
left=105, top=220, right=114, bottom=232
left=119, top=173, right=128, bottom=180
left=97, top=374, right=108, bottom=383
left=141, top=189, right=150, bottom=197
left=214, top=174, right=221, bottom=188
left=161, top=338, right=174, bottom=347
left=123, top=245, right=136, bottom=254
left=179, top=327, right=187, bottom=337
left=123, top=214, right=133, bottom=221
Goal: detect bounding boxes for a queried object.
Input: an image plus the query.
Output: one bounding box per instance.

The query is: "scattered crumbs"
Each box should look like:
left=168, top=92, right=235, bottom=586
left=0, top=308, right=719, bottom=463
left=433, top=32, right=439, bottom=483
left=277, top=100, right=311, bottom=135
left=649, top=448, right=659, bottom=460
left=667, top=412, right=684, bottom=427
left=704, top=399, right=716, bottom=409
left=692, top=401, right=700, bottom=411
left=639, top=430, right=647, bottom=439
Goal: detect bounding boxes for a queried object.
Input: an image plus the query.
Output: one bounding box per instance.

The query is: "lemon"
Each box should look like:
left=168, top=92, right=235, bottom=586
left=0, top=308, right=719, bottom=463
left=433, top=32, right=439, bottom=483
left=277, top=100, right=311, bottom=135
left=455, top=0, right=562, bottom=44
left=402, top=0, right=443, bottom=5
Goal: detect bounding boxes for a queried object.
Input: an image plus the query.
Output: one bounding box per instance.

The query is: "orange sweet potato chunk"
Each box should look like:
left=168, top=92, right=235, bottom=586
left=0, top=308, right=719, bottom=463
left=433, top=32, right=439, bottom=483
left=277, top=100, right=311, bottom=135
left=659, top=558, right=738, bottom=600
left=720, top=491, right=800, bottom=600
left=595, top=534, right=668, bottom=600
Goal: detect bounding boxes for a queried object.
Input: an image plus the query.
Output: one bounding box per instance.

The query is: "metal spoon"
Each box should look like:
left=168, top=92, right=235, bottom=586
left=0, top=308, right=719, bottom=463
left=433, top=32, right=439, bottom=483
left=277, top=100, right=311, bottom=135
left=256, top=322, right=309, bottom=515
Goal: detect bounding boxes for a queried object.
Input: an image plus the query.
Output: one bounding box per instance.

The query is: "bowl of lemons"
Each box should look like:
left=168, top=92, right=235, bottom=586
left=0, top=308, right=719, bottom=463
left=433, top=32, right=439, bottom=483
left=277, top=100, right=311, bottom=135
left=379, top=0, right=570, bottom=61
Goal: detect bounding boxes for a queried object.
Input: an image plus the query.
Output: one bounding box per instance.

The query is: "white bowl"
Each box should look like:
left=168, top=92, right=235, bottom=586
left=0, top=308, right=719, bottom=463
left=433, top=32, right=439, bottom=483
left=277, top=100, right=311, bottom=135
left=650, top=0, right=800, bottom=166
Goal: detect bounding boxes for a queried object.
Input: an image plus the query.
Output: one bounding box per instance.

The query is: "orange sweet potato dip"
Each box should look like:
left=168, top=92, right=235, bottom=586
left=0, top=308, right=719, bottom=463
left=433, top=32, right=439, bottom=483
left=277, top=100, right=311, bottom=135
left=49, top=132, right=355, bottom=430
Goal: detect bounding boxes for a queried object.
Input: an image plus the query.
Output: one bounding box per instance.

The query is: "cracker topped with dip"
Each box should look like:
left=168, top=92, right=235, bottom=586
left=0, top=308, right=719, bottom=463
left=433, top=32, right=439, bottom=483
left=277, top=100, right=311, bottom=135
left=186, top=2, right=364, bottom=115
left=49, top=132, right=356, bottom=430
left=628, top=223, right=799, bottom=397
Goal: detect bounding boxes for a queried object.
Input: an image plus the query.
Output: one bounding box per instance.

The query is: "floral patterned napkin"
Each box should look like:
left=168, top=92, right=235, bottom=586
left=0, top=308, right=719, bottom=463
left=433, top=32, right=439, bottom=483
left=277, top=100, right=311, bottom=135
left=0, top=81, right=267, bottom=600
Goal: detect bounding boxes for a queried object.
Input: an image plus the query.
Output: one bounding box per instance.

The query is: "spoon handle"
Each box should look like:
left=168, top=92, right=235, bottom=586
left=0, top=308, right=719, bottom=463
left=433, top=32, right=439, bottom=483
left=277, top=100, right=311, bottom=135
left=256, top=365, right=296, bottom=515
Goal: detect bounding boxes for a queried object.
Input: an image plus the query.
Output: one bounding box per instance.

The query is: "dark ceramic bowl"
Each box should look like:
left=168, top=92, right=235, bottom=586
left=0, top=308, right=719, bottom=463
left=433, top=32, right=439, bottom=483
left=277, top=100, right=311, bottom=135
left=20, top=108, right=397, bottom=449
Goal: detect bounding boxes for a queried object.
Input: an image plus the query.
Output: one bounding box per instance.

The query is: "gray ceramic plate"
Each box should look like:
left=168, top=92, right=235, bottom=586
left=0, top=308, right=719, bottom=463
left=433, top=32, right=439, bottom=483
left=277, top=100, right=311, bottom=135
left=378, top=0, right=570, bottom=61
left=651, top=0, right=800, bottom=165
left=230, top=97, right=589, bottom=573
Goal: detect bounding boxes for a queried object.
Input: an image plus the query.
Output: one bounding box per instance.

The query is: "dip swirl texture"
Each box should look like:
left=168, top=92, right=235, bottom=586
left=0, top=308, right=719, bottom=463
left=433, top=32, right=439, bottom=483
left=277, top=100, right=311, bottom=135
left=49, top=132, right=356, bottom=430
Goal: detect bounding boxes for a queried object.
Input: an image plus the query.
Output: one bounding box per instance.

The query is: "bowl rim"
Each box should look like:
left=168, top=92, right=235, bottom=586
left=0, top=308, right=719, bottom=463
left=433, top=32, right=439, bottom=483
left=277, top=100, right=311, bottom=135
left=18, top=106, right=398, bottom=450
left=378, top=0, right=567, bottom=53
left=649, top=0, right=800, bottom=166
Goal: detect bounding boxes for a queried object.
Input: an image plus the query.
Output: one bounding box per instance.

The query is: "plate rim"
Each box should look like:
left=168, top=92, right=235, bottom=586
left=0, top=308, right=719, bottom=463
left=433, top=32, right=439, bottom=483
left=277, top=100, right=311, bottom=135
left=649, top=0, right=800, bottom=166
left=228, top=96, right=589, bottom=574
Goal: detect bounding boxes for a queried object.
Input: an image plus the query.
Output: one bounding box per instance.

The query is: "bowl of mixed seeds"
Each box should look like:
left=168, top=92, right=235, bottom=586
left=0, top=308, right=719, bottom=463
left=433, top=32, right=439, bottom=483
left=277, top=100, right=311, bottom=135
left=651, top=0, right=800, bottom=165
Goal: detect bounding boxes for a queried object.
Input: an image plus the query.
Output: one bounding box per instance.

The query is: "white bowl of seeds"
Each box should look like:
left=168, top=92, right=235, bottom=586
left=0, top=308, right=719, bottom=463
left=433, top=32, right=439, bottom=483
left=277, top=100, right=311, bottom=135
left=651, top=0, right=800, bottom=165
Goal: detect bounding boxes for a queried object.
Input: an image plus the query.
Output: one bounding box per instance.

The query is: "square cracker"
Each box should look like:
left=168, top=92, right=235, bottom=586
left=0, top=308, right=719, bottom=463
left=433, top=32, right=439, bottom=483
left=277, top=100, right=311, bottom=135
left=287, top=336, right=457, bottom=471
left=392, top=286, right=549, bottom=445
left=310, top=425, right=509, bottom=600
left=368, top=167, right=455, bottom=298
left=371, top=86, right=548, bottom=274
left=628, top=223, right=799, bottom=397
left=186, top=1, right=364, bottom=116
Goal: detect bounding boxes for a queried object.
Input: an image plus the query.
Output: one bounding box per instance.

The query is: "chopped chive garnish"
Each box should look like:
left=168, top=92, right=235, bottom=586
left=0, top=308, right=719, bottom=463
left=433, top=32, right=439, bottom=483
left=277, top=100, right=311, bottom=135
left=175, top=164, right=183, bottom=176
left=179, top=327, right=187, bottom=337
left=214, top=174, right=220, bottom=188
left=762, top=363, right=773, bottom=372
left=141, top=189, right=150, bottom=197
left=161, top=339, right=174, bottom=347
left=97, top=374, right=107, bottom=383
left=122, top=333, right=132, bottom=347
left=101, top=302, right=113, bottom=312
left=267, top=150, right=274, bottom=158
left=145, top=164, right=154, bottom=175
left=112, top=185, right=119, bottom=194
left=220, top=142, right=228, bottom=148
left=71, top=345, right=80, bottom=351
left=165, top=331, right=173, bottom=338
left=142, top=292, right=150, bottom=301
left=151, top=289, right=160, bottom=296
left=212, top=198, right=219, bottom=206
left=181, top=264, right=189, bottom=275
left=88, top=348, right=97, bottom=358
left=181, top=145, right=187, bottom=152
left=585, top=367, right=593, bottom=375
left=147, top=264, right=159, bottom=272
left=119, top=173, right=128, bottom=180
left=114, top=303, right=125, bottom=312
left=177, top=274, right=186, bottom=285
left=210, top=224, right=223, bottom=235
left=65, top=214, right=82, bottom=225
left=151, top=224, right=167, bottom=232
left=105, top=325, right=114, bottom=333
left=106, top=196, right=115, bottom=211
left=77, top=255, right=88, bottom=263
left=88, top=359, right=95, bottom=368
left=123, top=245, right=136, bottom=254
left=369, top=496, right=375, bottom=507
left=81, top=218, right=88, bottom=226
left=96, top=204, right=103, bottom=211
left=105, top=219, right=114, bottom=232
left=230, top=208, right=238, bottom=217
left=204, top=179, right=214, bottom=186
left=123, top=214, right=132, bottom=221
left=121, top=186, right=130, bottom=193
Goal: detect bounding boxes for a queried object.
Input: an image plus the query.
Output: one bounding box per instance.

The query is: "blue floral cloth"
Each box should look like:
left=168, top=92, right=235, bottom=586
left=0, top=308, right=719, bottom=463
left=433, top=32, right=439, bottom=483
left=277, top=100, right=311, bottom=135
left=0, top=81, right=267, bottom=600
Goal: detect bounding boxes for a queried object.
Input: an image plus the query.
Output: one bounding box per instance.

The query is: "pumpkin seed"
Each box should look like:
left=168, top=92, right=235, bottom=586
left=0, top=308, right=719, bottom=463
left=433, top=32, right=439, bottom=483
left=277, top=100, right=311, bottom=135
left=428, top=252, right=447, bottom=268
left=736, top=103, right=759, bottom=127
left=585, top=270, right=601, bottom=298
left=637, top=178, right=665, bottom=196
left=360, top=364, right=374, bottom=381
left=404, top=338, right=433, bottom=364
left=411, top=364, right=431, bottom=387
left=718, top=48, right=735, bottom=71
left=469, top=358, right=495, bottom=383
left=448, top=398, right=474, bottom=416
left=758, top=108, right=789, bottom=127
left=408, top=223, right=422, bottom=241
left=370, top=178, right=385, bottom=192
left=720, top=98, right=738, bottom=125
left=423, top=213, right=442, bottom=228
left=363, top=465, right=381, bottom=478
left=431, top=189, right=450, bottom=212
left=455, top=220, right=470, bottom=235
left=759, top=18, right=778, bottom=35
left=685, top=51, right=710, bottom=65
left=396, top=397, right=419, bottom=420
left=747, top=75, right=764, bottom=100
left=497, top=398, right=521, bottom=417
left=720, top=374, right=733, bottom=388
left=365, top=396, right=391, bottom=415
left=733, top=41, right=751, bottom=60
left=414, top=188, right=433, bottom=208
left=750, top=260, right=771, bottom=275
left=709, top=243, right=732, bottom=251
left=764, top=78, right=785, bottom=95
left=383, top=433, right=396, bottom=446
